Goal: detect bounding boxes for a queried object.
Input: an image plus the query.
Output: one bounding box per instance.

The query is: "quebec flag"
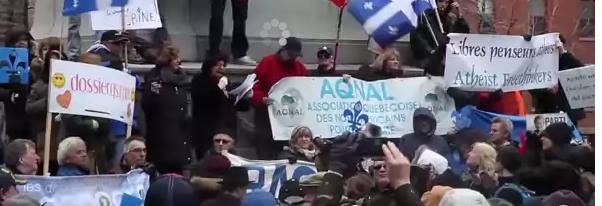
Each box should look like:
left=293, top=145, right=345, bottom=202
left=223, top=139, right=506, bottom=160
left=348, top=0, right=436, bottom=52
left=63, top=0, right=129, bottom=16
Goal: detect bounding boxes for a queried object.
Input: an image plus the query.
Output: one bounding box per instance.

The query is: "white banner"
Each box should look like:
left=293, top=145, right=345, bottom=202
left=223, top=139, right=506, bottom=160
left=17, top=170, right=149, bottom=206
left=558, top=65, right=595, bottom=109
left=444, top=33, right=559, bottom=92
left=267, top=77, right=455, bottom=140
left=49, top=60, right=136, bottom=124
left=526, top=113, right=572, bottom=132
left=90, top=0, right=162, bottom=31
left=224, top=153, right=317, bottom=196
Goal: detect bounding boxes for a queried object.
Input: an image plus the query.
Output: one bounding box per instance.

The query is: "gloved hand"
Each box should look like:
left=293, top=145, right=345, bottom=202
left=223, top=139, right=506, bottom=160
left=327, top=131, right=365, bottom=177
left=523, top=34, right=532, bottom=41
left=90, top=119, right=99, bottom=131
left=218, top=76, right=228, bottom=90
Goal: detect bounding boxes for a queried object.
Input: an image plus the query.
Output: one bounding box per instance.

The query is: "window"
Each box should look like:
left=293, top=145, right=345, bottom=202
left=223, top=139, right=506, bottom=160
left=579, top=0, right=594, bottom=38
left=529, top=0, right=546, bottom=35
left=478, top=0, right=495, bottom=34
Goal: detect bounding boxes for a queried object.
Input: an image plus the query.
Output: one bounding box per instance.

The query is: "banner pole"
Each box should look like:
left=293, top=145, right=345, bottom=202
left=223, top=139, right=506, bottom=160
left=429, top=0, right=445, bottom=33
left=333, top=5, right=345, bottom=71
left=121, top=6, right=132, bottom=139
left=42, top=112, right=52, bottom=176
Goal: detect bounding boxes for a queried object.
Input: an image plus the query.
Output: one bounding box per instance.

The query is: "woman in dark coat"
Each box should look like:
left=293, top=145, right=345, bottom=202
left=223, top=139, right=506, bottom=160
left=142, top=46, right=192, bottom=174
left=191, top=53, right=249, bottom=159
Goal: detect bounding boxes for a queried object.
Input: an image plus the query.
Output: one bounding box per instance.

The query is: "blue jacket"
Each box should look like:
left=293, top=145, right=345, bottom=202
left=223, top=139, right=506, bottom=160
left=57, top=164, right=90, bottom=176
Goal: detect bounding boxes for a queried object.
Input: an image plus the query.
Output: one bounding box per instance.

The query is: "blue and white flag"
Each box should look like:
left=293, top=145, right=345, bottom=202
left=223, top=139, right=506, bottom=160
left=63, top=0, right=129, bottom=16
left=348, top=0, right=435, bottom=52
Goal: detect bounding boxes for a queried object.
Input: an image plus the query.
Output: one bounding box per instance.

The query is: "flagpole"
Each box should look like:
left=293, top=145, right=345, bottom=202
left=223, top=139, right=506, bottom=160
left=333, top=5, right=345, bottom=71
left=429, top=0, right=445, bottom=33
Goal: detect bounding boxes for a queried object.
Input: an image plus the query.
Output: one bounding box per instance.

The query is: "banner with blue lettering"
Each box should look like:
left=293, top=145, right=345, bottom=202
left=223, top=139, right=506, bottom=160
left=17, top=170, right=149, bottom=206
left=0, top=47, right=29, bottom=85
left=267, top=77, right=456, bottom=140
left=225, top=153, right=317, bottom=196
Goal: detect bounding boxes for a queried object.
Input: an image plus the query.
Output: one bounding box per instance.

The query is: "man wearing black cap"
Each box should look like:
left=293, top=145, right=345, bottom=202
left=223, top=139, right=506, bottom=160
left=251, top=37, right=308, bottom=160
left=0, top=168, right=26, bottom=203
left=87, top=30, right=129, bottom=70
left=201, top=166, right=249, bottom=206
left=312, top=46, right=340, bottom=77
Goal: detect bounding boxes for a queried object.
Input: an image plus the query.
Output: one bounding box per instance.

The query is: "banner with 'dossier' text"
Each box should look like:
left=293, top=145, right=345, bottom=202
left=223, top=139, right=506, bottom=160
left=267, top=77, right=455, bottom=140
left=49, top=60, right=136, bottom=124
left=17, top=170, right=149, bottom=206
left=444, top=33, right=559, bottom=92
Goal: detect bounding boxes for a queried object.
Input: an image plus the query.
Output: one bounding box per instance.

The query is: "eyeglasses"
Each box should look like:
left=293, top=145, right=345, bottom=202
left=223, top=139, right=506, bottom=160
left=214, top=139, right=231, bottom=144
left=129, top=148, right=146, bottom=153
left=372, top=164, right=386, bottom=170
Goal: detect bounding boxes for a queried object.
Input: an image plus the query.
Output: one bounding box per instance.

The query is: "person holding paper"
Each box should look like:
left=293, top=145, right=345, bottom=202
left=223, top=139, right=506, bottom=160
left=191, top=53, right=250, bottom=159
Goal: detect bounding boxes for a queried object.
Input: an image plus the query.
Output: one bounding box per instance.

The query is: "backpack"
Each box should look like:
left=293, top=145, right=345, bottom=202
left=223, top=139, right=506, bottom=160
left=493, top=183, right=537, bottom=205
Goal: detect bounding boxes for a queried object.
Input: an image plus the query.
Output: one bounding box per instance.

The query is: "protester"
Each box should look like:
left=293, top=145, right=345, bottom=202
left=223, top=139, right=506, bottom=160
left=540, top=122, right=593, bottom=171
left=31, top=37, right=61, bottom=82
left=464, top=142, right=498, bottom=197
left=191, top=53, right=249, bottom=159
left=87, top=30, right=128, bottom=70
left=201, top=167, right=250, bottom=206
left=142, top=46, right=192, bottom=174
left=344, top=173, right=372, bottom=203
left=447, top=129, right=490, bottom=175
left=529, top=35, right=586, bottom=126
left=145, top=174, right=200, bottom=206
left=241, top=189, right=277, bottom=206
left=438, top=188, right=490, bottom=206
left=56, top=136, right=90, bottom=176
left=278, top=126, right=321, bottom=164
left=477, top=90, right=527, bottom=116
left=312, top=46, right=339, bottom=77
left=410, top=0, right=470, bottom=76
left=298, top=172, right=325, bottom=203
left=4, top=139, right=39, bottom=175
left=354, top=48, right=407, bottom=81
left=251, top=37, right=308, bottom=159
left=420, top=185, right=453, bottom=206
left=2, top=194, right=39, bottom=206
left=0, top=168, right=25, bottom=203
left=207, top=0, right=256, bottom=65
left=209, top=133, right=237, bottom=157
left=111, top=136, right=157, bottom=180
left=399, top=107, right=450, bottom=160
left=489, top=117, right=517, bottom=151
left=0, top=30, right=33, bottom=141
left=495, top=146, right=522, bottom=185
left=190, top=154, right=231, bottom=204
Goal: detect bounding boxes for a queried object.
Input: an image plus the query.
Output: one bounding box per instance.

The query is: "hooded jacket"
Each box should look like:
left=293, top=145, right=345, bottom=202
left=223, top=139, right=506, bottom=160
left=399, top=108, right=450, bottom=160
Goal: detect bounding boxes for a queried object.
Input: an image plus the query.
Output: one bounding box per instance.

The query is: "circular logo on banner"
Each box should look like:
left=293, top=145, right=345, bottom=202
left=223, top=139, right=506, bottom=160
left=272, top=88, right=305, bottom=127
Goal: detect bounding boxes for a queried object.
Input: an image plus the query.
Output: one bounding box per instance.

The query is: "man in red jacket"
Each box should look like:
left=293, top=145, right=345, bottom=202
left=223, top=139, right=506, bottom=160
left=252, top=37, right=308, bottom=159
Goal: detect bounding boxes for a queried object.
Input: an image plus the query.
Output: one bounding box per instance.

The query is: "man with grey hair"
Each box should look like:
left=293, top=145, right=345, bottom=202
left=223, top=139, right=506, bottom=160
left=56, top=137, right=90, bottom=176
left=489, top=117, right=517, bottom=151
left=4, top=139, right=39, bottom=175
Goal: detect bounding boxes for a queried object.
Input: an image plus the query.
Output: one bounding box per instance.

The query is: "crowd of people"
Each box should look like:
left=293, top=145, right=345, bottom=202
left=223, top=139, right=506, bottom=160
left=0, top=0, right=595, bottom=205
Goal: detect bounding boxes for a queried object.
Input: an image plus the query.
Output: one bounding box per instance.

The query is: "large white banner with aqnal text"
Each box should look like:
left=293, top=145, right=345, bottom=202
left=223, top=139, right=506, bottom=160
left=48, top=60, right=136, bottom=124
left=17, top=170, right=149, bottom=206
left=444, top=33, right=559, bottom=92
left=91, top=0, right=162, bottom=30
left=267, top=77, right=455, bottom=140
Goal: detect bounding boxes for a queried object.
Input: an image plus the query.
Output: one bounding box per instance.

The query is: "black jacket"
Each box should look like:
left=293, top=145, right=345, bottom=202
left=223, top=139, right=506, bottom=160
left=25, top=80, right=48, bottom=140
left=311, top=65, right=341, bottom=77
left=142, top=67, right=192, bottom=173
left=190, top=74, right=249, bottom=159
left=398, top=108, right=450, bottom=160
left=529, top=52, right=586, bottom=124
left=353, top=65, right=405, bottom=81
left=410, top=9, right=470, bottom=76
left=0, top=83, right=30, bottom=140
left=312, top=172, right=423, bottom=206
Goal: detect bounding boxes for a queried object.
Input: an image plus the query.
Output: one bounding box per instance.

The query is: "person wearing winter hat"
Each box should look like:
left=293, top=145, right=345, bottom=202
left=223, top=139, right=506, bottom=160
left=144, top=174, right=200, bottom=206
left=201, top=167, right=250, bottom=206
left=420, top=185, right=453, bottom=206
left=241, top=189, right=277, bottom=206
left=464, top=142, right=498, bottom=198
left=398, top=107, right=451, bottom=161
left=495, top=146, right=522, bottom=185
left=540, top=122, right=592, bottom=171
left=312, top=46, right=340, bottom=77
left=542, top=190, right=586, bottom=206
left=190, top=154, right=231, bottom=204
left=439, top=188, right=491, bottom=206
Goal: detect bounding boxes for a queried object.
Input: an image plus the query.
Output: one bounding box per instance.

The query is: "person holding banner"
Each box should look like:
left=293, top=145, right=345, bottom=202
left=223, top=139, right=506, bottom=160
left=87, top=30, right=128, bottom=71
left=251, top=37, right=308, bottom=160
left=142, top=46, right=192, bottom=174
left=354, top=48, right=407, bottom=81
left=410, top=0, right=470, bottom=76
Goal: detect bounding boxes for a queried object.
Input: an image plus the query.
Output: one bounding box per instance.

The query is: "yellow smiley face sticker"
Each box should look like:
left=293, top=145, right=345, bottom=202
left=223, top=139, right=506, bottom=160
left=51, top=73, right=66, bottom=88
